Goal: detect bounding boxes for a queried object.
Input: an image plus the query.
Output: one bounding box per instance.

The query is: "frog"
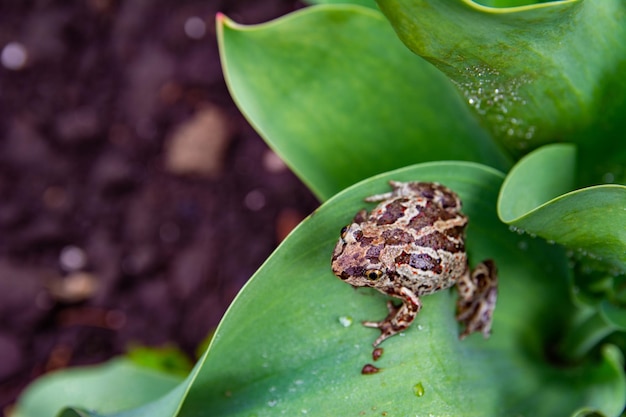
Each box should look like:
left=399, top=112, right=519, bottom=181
left=331, top=181, right=498, bottom=347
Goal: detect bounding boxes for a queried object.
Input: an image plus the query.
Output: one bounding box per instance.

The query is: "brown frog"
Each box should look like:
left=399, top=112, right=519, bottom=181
left=331, top=181, right=497, bottom=347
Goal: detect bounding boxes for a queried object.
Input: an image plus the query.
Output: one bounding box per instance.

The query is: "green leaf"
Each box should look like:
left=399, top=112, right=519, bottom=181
left=218, top=5, right=509, bottom=200
left=179, top=162, right=625, bottom=416
left=19, top=162, right=626, bottom=416
left=498, top=143, right=626, bottom=273
left=376, top=0, right=626, bottom=181
left=12, top=358, right=183, bottom=417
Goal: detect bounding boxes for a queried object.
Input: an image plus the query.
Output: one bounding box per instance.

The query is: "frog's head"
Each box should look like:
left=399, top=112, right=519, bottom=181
left=331, top=213, right=390, bottom=291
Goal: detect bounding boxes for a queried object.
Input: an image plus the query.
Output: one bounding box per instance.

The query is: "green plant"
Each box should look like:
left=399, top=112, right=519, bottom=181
left=14, top=1, right=626, bottom=416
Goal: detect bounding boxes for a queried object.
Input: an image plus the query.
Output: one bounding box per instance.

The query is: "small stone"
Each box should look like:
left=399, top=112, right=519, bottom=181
left=1, top=42, right=28, bottom=70
left=164, top=105, right=232, bottom=178
left=48, top=272, right=98, bottom=303
left=59, top=245, right=88, bottom=271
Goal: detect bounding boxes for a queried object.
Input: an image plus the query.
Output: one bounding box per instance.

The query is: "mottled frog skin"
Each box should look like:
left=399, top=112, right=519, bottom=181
left=331, top=181, right=497, bottom=347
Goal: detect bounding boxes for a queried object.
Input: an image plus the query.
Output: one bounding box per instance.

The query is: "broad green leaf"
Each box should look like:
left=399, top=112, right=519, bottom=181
left=376, top=0, right=626, bottom=182
left=22, top=162, right=626, bottom=416
left=498, top=143, right=626, bottom=273
left=172, top=162, right=625, bottom=416
left=218, top=5, right=509, bottom=200
left=12, top=358, right=183, bottom=417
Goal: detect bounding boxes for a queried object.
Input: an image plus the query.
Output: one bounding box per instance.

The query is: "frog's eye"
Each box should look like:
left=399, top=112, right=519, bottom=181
left=340, top=225, right=349, bottom=238
left=365, top=269, right=383, bottom=280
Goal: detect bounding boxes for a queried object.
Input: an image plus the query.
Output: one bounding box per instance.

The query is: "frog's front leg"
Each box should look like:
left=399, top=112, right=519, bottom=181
left=456, top=260, right=498, bottom=339
left=363, top=287, right=422, bottom=347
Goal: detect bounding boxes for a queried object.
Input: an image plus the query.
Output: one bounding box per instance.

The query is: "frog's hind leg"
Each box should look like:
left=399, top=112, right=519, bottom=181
left=363, top=287, right=422, bottom=347
left=456, top=260, right=498, bottom=339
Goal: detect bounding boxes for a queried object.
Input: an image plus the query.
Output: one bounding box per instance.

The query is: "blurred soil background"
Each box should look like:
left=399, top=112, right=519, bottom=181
left=0, top=0, right=316, bottom=411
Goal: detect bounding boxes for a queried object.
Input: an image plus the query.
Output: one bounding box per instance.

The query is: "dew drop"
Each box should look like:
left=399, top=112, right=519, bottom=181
left=413, top=382, right=425, bottom=397
left=267, top=399, right=278, bottom=407
left=524, top=126, right=536, bottom=140
left=338, top=316, right=353, bottom=327
left=517, top=240, right=528, bottom=251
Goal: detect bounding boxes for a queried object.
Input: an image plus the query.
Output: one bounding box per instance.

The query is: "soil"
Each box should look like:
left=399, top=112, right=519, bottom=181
left=0, top=0, right=317, bottom=411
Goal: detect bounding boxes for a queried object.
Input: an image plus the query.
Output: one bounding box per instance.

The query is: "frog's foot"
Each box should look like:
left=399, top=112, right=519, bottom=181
left=363, top=287, right=422, bottom=347
left=456, top=260, right=498, bottom=339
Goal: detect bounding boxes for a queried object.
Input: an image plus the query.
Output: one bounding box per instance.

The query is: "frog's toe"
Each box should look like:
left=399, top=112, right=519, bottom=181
left=362, top=319, right=383, bottom=329
left=366, top=320, right=400, bottom=347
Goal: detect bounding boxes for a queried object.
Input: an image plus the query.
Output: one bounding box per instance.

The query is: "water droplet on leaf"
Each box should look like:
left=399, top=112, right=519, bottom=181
left=338, top=316, right=353, bottom=327
left=413, top=382, right=425, bottom=397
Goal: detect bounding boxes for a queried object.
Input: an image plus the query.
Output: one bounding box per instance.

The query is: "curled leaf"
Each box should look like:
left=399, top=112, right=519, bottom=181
left=498, top=143, right=626, bottom=273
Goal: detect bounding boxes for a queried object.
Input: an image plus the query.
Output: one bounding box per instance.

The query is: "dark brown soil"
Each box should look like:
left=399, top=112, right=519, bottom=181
left=0, top=0, right=317, bottom=410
